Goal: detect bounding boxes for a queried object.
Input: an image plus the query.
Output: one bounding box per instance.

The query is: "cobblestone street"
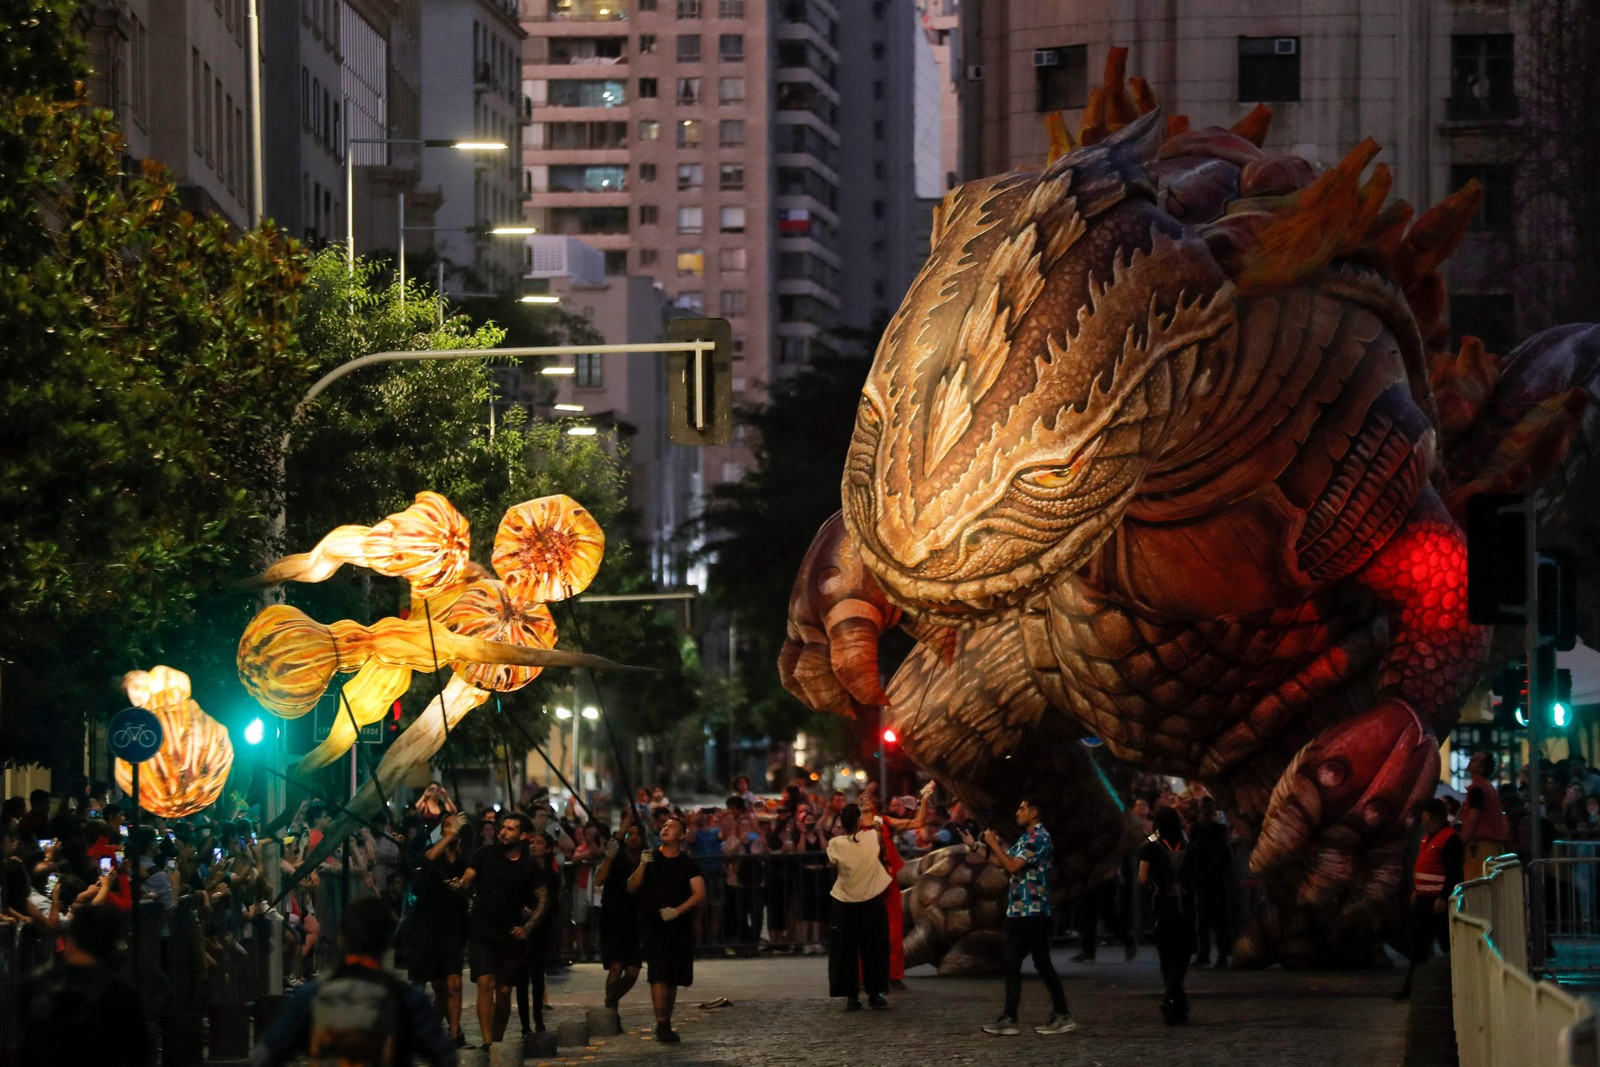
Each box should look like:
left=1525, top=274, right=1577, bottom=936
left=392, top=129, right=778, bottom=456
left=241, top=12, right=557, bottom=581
left=465, top=948, right=1415, bottom=1067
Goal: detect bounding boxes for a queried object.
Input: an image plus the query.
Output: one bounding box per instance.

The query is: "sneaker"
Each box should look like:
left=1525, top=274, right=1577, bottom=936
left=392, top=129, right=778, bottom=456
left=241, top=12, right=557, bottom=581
left=845, top=998, right=863, bottom=1012
left=655, top=1023, right=681, bottom=1044
left=452, top=1035, right=467, bottom=1049
left=867, top=994, right=888, bottom=1010
left=1036, top=1013, right=1077, bottom=1035
left=982, top=1015, right=1020, bottom=1036
left=888, top=979, right=908, bottom=991
left=1070, top=952, right=1094, bottom=963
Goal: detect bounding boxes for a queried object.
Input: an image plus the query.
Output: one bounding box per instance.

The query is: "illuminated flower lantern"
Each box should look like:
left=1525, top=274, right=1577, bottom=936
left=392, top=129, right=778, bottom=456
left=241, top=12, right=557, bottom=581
left=114, top=666, right=235, bottom=818
left=241, top=492, right=638, bottom=881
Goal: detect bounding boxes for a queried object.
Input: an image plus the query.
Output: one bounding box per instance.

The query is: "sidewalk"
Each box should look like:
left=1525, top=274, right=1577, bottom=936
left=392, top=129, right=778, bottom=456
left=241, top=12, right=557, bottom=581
left=458, top=948, right=1414, bottom=1067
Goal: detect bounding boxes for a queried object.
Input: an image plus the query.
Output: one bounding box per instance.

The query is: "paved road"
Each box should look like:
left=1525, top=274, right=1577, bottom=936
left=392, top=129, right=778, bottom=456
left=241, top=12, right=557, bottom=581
left=466, top=948, right=1415, bottom=1067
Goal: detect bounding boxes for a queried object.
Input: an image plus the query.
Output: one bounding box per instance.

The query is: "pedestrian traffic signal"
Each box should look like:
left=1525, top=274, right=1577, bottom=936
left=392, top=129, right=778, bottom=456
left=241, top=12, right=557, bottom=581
left=1466, top=493, right=1528, bottom=624
left=1490, top=662, right=1528, bottom=729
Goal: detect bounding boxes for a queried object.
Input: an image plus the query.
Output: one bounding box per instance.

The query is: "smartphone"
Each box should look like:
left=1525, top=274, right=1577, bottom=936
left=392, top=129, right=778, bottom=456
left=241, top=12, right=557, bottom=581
left=166, top=858, right=177, bottom=871
left=99, top=856, right=114, bottom=874
left=46, top=873, right=58, bottom=893
left=212, top=847, right=223, bottom=862
left=38, top=838, right=55, bottom=848
left=114, top=848, right=124, bottom=864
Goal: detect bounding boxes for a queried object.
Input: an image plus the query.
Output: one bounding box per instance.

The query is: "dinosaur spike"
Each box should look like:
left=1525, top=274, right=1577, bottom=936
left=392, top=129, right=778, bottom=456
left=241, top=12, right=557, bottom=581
left=1101, top=47, right=1141, bottom=130
left=1359, top=198, right=1415, bottom=265
left=1130, top=76, right=1159, bottom=116
left=1043, top=112, right=1075, bottom=165
left=1231, top=104, right=1274, bottom=146
left=1394, top=180, right=1483, bottom=290
left=1167, top=114, right=1191, bottom=137
left=1080, top=86, right=1109, bottom=146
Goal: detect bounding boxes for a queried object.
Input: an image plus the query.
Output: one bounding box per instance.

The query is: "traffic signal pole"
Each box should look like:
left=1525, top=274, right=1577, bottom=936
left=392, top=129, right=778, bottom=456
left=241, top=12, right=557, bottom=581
left=1523, top=499, right=1543, bottom=876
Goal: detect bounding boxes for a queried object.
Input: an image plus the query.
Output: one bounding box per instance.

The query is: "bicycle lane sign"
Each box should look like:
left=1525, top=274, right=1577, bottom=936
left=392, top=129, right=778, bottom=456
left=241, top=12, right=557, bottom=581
left=108, top=706, right=164, bottom=763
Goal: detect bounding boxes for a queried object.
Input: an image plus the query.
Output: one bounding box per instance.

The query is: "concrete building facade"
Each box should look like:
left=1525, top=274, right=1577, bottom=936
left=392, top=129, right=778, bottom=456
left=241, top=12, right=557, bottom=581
left=957, top=0, right=1533, bottom=353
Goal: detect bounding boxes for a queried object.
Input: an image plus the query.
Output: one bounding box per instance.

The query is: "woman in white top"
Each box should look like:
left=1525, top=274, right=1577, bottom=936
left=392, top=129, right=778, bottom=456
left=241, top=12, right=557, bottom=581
left=825, top=804, right=891, bottom=1010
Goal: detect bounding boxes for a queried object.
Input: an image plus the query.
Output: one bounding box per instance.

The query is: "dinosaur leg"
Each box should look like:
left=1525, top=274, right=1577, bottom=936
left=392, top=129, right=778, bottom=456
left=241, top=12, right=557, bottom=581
left=1243, top=490, right=1489, bottom=967
left=890, top=618, right=1140, bottom=974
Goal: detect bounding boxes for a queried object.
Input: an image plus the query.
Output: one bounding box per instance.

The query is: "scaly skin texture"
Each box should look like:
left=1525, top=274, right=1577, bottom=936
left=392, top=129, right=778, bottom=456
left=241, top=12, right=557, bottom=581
left=773, top=53, right=1594, bottom=969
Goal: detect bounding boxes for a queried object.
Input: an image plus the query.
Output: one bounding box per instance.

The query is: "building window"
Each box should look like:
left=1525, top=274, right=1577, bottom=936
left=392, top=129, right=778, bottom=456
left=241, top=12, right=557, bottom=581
left=677, top=77, right=701, bottom=104
left=719, top=246, right=747, bottom=273
left=678, top=247, right=705, bottom=276
left=193, top=50, right=203, bottom=151
left=639, top=0, right=656, bottom=9
left=719, top=0, right=744, bottom=16
left=872, top=80, right=884, bottom=101
left=678, top=205, right=704, bottom=233
left=719, top=77, right=745, bottom=104
left=677, top=290, right=704, bottom=312
left=872, top=42, right=885, bottom=61
left=677, top=118, right=702, bottom=147
left=639, top=119, right=661, bottom=139
left=677, top=0, right=700, bottom=17
left=639, top=34, right=657, bottom=54
left=720, top=205, right=745, bottom=232
left=678, top=162, right=703, bottom=190
left=640, top=248, right=659, bottom=267
left=719, top=119, right=745, bottom=146
left=1450, top=292, right=1514, bottom=356
left=1450, top=35, right=1516, bottom=120
left=1238, top=36, right=1300, bottom=103
left=720, top=289, right=746, bottom=317
left=732, top=334, right=745, bottom=359
left=640, top=162, right=657, bottom=181
left=719, top=34, right=744, bottom=61
left=639, top=77, right=658, bottom=98
left=719, top=162, right=744, bottom=190
left=677, top=34, right=702, bottom=61
left=604, top=250, right=628, bottom=275
left=640, top=204, right=659, bottom=225
left=1035, top=45, right=1087, bottom=111
left=873, top=160, right=884, bottom=179
left=871, top=200, right=885, bottom=219
left=575, top=353, right=603, bottom=389
left=1449, top=164, right=1514, bottom=231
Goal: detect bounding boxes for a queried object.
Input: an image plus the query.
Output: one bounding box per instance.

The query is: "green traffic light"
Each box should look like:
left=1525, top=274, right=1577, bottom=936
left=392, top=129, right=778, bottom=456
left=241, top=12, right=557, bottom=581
left=1554, top=703, right=1569, bottom=728
left=244, top=717, right=266, bottom=745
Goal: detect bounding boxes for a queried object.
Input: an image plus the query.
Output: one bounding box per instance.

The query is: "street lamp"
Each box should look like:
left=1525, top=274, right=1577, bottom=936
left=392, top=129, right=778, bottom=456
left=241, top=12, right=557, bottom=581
left=343, top=110, right=507, bottom=270
left=396, top=203, right=539, bottom=309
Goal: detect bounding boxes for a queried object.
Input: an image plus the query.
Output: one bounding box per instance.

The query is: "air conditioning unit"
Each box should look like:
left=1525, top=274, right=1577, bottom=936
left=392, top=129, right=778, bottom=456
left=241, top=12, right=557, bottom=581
left=1274, top=37, right=1298, bottom=55
left=966, top=64, right=984, bottom=81
left=1033, top=49, right=1060, bottom=68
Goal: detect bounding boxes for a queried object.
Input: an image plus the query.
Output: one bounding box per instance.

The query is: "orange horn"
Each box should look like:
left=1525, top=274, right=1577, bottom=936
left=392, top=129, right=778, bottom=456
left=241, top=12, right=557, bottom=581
left=1395, top=180, right=1483, bottom=290
left=1231, top=104, right=1274, bottom=146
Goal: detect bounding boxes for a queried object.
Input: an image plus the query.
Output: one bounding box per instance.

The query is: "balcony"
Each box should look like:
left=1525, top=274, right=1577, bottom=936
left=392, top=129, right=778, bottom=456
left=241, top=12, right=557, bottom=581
left=540, top=0, right=629, bottom=21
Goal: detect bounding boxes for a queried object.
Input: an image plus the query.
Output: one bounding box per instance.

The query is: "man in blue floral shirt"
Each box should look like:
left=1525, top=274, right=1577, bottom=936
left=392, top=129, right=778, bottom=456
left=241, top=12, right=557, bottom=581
left=961, top=795, right=1074, bottom=1037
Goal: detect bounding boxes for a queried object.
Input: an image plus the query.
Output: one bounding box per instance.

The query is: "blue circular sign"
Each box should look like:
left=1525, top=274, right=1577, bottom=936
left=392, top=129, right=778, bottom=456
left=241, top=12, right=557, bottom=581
left=108, top=706, right=164, bottom=763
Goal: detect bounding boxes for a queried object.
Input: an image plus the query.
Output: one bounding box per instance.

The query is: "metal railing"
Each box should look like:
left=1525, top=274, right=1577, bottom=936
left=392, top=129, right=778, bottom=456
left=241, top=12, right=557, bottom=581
left=1530, top=841, right=1600, bottom=976
left=1450, top=854, right=1599, bottom=1067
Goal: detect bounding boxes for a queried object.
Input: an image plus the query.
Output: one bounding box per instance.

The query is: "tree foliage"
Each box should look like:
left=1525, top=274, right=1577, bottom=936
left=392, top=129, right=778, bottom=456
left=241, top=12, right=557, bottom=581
left=0, top=2, right=313, bottom=764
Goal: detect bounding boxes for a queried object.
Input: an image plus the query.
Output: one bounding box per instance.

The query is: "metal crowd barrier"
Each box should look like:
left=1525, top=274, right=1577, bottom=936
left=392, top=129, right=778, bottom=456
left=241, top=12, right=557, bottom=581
left=1530, top=841, right=1600, bottom=977
left=1450, top=854, right=1599, bottom=1067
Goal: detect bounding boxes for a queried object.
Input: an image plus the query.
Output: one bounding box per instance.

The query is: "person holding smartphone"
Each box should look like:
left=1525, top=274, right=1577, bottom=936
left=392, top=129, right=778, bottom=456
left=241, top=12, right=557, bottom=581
left=825, top=804, right=891, bottom=1011
left=628, top=814, right=706, bottom=1043
left=966, top=795, right=1075, bottom=1037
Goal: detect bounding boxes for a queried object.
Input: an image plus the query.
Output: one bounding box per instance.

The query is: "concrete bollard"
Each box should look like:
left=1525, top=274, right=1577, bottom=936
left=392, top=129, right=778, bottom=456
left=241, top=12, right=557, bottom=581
left=557, top=1019, right=590, bottom=1048
left=489, top=1040, right=524, bottom=1067
left=586, top=1007, right=623, bottom=1036
left=522, top=1030, right=559, bottom=1058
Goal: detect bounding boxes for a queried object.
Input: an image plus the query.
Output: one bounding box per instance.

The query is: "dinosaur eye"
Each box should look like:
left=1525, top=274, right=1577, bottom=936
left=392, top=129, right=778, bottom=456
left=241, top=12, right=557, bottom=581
left=858, top=395, right=882, bottom=428
left=1020, top=455, right=1090, bottom=490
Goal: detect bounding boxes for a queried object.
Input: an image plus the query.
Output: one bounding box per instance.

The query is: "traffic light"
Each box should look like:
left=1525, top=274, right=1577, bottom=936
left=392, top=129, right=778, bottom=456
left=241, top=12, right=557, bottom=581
left=244, top=717, right=266, bottom=745
left=667, top=317, right=733, bottom=445
left=882, top=728, right=897, bottom=746
left=1490, top=662, right=1528, bottom=729
left=1554, top=667, right=1574, bottom=729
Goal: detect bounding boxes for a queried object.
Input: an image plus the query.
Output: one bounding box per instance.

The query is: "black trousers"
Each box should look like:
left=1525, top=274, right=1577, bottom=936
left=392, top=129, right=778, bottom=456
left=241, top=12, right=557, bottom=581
left=1154, top=899, right=1194, bottom=1016
left=1003, top=914, right=1068, bottom=1019
left=830, top=897, right=889, bottom=998
left=1193, top=882, right=1231, bottom=961
left=1076, top=879, right=1133, bottom=957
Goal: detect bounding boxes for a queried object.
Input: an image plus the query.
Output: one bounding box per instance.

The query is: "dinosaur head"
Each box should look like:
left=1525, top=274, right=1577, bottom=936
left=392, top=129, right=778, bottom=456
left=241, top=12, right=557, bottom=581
left=842, top=112, right=1238, bottom=624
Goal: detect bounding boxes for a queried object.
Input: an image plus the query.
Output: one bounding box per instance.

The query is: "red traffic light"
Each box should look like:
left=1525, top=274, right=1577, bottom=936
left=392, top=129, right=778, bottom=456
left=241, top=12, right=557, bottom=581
left=882, top=728, right=897, bottom=745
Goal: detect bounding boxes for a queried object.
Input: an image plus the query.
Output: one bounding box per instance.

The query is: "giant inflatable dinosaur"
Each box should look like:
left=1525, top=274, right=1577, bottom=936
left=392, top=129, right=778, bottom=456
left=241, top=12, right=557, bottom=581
left=780, top=51, right=1600, bottom=971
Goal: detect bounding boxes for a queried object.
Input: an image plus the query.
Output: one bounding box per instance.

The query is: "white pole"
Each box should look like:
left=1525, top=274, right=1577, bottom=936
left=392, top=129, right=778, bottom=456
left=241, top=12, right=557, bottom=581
left=397, top=193, right=405, bottom=311
left=246, top=0, right=263, bottom=227
left=344, top=96, right=354, bottom=272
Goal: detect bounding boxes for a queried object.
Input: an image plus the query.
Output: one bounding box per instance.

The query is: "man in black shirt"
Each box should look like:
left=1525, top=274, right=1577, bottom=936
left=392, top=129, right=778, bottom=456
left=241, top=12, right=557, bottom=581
left=628, top=814, right=706, bottom=1043
left=18, top=904, right=154, bottom=1067
left=452, top=811, right=550, bottom=1048
left=596, top=821, right=646, bottom=1015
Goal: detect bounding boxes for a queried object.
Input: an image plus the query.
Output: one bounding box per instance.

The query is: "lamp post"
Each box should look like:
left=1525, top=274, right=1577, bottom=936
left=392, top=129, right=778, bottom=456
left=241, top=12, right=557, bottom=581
left=395, top=192, right=536, bottom=307
left=342, top=120, right=506, bottom=271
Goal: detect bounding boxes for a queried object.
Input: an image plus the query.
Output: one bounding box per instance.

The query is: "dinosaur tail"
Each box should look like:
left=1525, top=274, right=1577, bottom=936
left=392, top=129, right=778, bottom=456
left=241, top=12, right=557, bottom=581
left=1434, top=323, right=1600, bottom=521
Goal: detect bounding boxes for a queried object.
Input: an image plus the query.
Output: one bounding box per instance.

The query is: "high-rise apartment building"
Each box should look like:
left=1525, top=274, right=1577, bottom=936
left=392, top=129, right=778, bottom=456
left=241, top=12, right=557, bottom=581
left=833, top=0, right=942, bottom=334
left=520, top=0, right=849, bottom=489
left=956, top=0, right=1532, bottom=354
left=78, top=0, right=255, bottom=231
left=421, top=0, right=528, bottom=295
